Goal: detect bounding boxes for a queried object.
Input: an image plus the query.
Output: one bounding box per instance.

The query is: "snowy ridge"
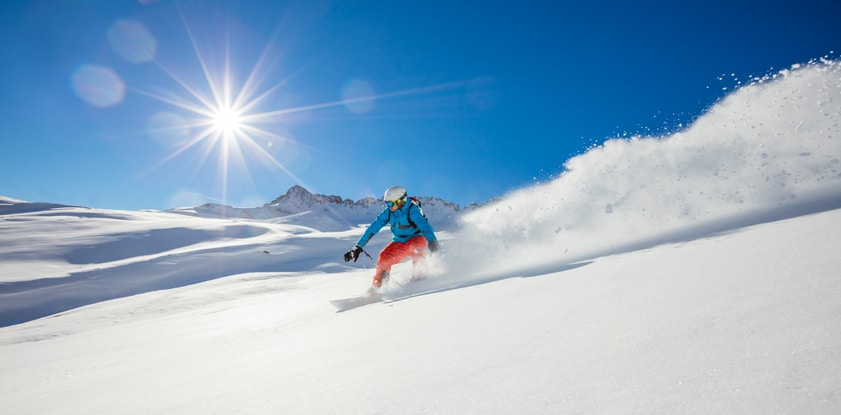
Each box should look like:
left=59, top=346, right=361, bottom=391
left=0, top=196, right=28, bottom=204
left=166, top=184, right=469, bottom=231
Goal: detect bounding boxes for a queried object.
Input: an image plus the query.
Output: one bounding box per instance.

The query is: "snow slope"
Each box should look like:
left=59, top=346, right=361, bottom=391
left=1, top=59, right=840, bottom=414
left=0, top=206, right=839, bottom=414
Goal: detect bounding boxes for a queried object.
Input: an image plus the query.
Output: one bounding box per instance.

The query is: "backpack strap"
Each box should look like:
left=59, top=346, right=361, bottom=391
left=406, top=201, right=417, bottom=229
left=386, top=197, right=423, bottom=230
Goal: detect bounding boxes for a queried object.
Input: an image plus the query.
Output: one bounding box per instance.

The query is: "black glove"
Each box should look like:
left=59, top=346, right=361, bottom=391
left=428, top=240, right=440, bottom=253
left=344, top=245, right=363, bottom=263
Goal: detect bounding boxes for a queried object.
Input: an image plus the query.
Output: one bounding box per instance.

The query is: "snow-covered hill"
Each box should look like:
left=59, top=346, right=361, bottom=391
left=1, top=59, right=840, bottom=413
left=0, top=184, right=468, bottom=327
left=1, top=197, right=839, bottom=414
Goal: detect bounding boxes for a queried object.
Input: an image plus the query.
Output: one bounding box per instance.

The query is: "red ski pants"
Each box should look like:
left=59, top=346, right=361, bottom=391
left=374, top=235, right=428, bottom=284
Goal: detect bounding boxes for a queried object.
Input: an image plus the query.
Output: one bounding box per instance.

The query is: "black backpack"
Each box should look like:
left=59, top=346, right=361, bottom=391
left=406, top=197, right=425, bottom=229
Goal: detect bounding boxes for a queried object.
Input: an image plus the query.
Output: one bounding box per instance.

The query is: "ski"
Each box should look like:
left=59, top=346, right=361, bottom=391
left=330, top=291, right=383, bottom=312
left=329, top=276, right=430, bottom=312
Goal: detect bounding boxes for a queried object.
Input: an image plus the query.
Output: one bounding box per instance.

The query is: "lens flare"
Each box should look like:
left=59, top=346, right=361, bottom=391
left=107, top=20, right=157, bottom=64
left=71, top=64, right=126, bottom=108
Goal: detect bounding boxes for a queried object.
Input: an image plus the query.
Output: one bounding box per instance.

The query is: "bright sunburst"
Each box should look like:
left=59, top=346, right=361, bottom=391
left=134, top=5, right=470, bottom=204
left=134, top=10, right=306, bottom=193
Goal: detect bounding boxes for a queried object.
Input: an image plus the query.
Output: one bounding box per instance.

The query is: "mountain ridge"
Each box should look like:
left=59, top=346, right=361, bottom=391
left=2, top=186, right=473, bottom=232
left=166, top=185, right=472, bottom=231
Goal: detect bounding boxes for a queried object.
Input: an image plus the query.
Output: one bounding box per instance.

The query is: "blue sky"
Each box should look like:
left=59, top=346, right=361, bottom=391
left=2, top=0, right=839, bottom=210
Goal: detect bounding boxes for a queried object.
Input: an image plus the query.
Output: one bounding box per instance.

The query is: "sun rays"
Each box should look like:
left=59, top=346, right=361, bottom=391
left=130, top=6, right=309, bottom=196
left=123, top=4, right=477, bottom=206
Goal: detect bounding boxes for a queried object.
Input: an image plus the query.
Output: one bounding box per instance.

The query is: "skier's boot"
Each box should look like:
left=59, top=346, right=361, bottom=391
left=372, top=270, right=390, bottom=289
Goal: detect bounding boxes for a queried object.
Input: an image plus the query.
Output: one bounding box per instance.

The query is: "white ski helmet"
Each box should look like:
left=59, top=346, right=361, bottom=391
left=383, top=185, right=407, bottom=202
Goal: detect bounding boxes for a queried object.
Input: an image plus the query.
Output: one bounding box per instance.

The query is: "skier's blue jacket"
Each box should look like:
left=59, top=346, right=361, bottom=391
left=355, top=201, right=437, bottom=248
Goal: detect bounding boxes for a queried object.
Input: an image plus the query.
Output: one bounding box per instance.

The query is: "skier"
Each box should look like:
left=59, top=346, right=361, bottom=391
left=343, top=185, right=439, bottom=291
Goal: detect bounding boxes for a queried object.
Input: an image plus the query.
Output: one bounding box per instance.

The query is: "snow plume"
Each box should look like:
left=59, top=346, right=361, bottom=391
left=448, top=58, right=841, bottom=280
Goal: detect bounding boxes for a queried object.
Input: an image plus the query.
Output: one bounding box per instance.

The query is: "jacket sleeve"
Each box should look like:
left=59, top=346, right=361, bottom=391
left=355, top=208, right=390, bottom=248
left=410, top=205, right=437, bottom=243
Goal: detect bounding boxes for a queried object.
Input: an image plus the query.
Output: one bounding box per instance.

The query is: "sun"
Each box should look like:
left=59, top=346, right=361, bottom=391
left=212, top=106, right=243, bottom=136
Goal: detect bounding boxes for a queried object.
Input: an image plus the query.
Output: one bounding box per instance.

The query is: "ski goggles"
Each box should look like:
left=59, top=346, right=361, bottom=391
left=384, top=196, right=404, bottom=208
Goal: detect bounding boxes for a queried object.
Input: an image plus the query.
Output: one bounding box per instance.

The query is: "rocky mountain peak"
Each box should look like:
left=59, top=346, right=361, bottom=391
left=269, top=185, right=357, bottom=212
left=168, top=186, right=474, bottom=232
